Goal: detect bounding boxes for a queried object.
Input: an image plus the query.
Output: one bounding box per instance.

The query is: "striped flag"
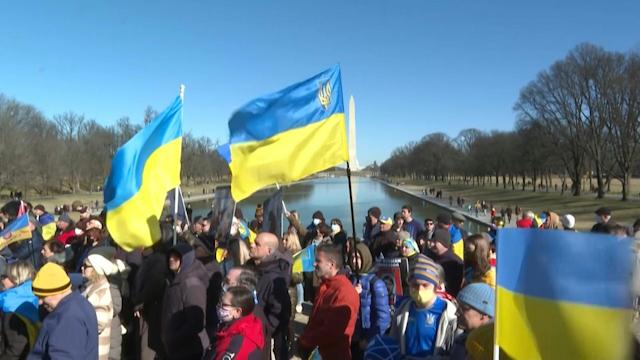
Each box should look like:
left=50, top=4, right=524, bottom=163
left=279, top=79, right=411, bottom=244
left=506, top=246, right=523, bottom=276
left=496, top=229, right=634, bottom=359
left=293, top=243, right=316, bottom=273
left=0, top=214, right=32, bottom=250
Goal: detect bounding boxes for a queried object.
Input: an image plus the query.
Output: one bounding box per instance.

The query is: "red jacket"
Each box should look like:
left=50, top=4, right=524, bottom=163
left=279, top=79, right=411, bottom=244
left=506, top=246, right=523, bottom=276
left=55, top=229, right=77, bottom=245
left=300, top=274, right=360, bottom=360
left=214, top=313, right=264, bottom=360
left=516, top=218, right=533, bottom=229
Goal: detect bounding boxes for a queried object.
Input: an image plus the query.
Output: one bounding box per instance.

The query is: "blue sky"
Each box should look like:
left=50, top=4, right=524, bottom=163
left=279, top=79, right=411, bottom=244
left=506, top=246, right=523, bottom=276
left=2, top=0, right=639, bottom=165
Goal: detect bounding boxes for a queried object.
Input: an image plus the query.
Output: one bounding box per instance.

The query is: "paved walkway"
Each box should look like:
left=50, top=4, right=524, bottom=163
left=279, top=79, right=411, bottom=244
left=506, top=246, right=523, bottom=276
left=380, top=181, right=518, bottom=229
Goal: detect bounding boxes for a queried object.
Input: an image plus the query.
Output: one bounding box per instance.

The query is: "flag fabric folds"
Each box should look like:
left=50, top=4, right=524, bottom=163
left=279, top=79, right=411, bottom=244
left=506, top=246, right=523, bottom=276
left=496, top=229, right=634, bottom=359
left=292, top=243, right=316, bottom=273
left=0, top=214, right=32, bottom=250
left=220, top=65, right=349, bottom=201
left=104, top=96, right=182, bottom=251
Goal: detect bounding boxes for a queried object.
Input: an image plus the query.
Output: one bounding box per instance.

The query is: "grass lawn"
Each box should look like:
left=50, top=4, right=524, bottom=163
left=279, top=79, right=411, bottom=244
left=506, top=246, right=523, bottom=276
left=17, top=183, right=227, bottom=214
left=397, top=179, right=640, bottom=231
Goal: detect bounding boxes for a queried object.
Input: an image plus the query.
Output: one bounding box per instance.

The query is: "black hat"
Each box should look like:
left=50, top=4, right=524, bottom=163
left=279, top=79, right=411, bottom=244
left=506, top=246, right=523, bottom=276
left=436, top=213, right=451, bottom=225
left=432, top=229, right=451, bottom=248
left=595, top=207, right=611, bottom=216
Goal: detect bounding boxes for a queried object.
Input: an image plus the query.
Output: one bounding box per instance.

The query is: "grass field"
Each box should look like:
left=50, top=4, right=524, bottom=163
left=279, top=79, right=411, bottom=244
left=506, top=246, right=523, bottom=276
left=396, top=179, right=640, bottom=231
left=13, top=183, right=225, bottom=214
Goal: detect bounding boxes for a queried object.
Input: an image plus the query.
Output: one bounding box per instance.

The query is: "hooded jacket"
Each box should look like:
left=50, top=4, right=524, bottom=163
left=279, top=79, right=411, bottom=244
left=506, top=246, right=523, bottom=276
left=350, top=243, right=391, bottom=342
left=211, top=313, right=264, bottom=360
left=161, top=243, right=210, bottom=359
left=246, top=249, right=292, bottom=336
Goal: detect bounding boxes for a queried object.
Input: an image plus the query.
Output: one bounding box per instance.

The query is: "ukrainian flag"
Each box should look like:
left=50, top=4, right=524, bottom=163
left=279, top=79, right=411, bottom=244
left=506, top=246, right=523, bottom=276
left=219, top=65, right=348, bottom=201
left=38, top=213, right=56, bottom=241
left=0, top=214, right=32, bottom=250
left=496, top=229, right=634, bottom=359
left=104, top=95, right=182, bottom=251
left=292, top=243, right=316, bottom=273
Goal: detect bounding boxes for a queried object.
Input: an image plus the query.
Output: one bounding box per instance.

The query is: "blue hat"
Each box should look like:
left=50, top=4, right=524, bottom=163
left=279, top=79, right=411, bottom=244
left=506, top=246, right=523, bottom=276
left=457, top=283, right=495, bottom=317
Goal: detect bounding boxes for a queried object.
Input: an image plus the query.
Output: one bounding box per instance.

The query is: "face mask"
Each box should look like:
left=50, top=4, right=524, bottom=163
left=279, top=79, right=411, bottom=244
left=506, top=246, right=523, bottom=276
left=331, top=224, right=340, bottom=234
left=216, top=307, right=233, bottom=323
left=410, top=287, right=435, bottom=307
left=313, top=218, right=321, bottom=226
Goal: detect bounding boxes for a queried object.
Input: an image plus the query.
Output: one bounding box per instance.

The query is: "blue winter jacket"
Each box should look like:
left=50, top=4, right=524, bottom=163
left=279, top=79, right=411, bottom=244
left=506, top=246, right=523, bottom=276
left=28, top=291, right=98, bottom=360
left=351, top=273, right=391, bottom=341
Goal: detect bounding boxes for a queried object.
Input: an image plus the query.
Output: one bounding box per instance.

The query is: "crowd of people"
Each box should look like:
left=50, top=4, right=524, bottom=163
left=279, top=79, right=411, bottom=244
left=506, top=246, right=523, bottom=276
left=0, top=196, right=636, bottom=360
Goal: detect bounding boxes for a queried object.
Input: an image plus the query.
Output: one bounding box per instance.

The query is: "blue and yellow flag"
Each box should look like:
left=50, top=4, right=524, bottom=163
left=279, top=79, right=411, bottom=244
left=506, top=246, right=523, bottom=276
left=219, top=65, right=348, bottom=201
left=104, top=96, right=182, bottom=251
left=0, top=214, right=32, bottom=250
left=496, top=229, right=634, bottom=359
left=38, top=213, right=57, bottom=241
left=292, top=243, right=317, bottom=273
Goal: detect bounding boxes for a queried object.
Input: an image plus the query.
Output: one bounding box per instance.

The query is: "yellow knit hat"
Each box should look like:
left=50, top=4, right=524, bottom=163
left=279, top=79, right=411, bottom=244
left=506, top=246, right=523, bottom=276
left=32, top=263, right=71, bottom=297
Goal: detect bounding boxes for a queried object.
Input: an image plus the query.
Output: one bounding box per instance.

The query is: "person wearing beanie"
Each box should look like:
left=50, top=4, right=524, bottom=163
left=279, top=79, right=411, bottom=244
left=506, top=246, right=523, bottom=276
left=449, top=283, right=495, bottom=360
left=562, top=214, right=577, bottom=231
left=399, top=232, right=420, bottom=293
left=348, top=242, right=390, bottom=359
left=389, top=254, right=458, bottom=357
left=592, top=207, right=612, bottom=233
left=363, top=207, right=382, bottom=246
left=88, top=246, right=129, bottom=360
left=303, top=210, right=326, bottom=246
left=30, top=263, right=99, bottom=359
left=427, top=229, right=464, bottom=296
left=161, top=242, right=210, bottom=359
left=81, top=252, right=114, bottom=360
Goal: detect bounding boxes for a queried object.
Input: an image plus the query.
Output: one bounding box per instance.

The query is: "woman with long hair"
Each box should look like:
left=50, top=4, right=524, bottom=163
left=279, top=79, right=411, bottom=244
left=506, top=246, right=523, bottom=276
left=221, top=238, right=251, bottom=275
left=463, top=234, right=495, bottom=288
left=283, top=225, right=304, bottom=314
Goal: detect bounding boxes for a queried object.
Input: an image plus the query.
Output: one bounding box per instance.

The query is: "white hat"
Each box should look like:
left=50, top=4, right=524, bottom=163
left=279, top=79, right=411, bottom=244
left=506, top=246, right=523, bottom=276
left=561, top=214, right=575, bottom=229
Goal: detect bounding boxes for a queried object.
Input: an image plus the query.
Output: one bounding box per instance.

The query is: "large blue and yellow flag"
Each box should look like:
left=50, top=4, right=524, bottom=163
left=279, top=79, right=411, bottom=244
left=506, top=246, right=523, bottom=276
left=292, top=243, right=317, bottom=273
left=219, top=65, right=348, bottom=201
left=0, top=214, right=32, bottom=250
left=496, top=229, right=634, bottom=359
left=104, top=96, right=182, bottom=251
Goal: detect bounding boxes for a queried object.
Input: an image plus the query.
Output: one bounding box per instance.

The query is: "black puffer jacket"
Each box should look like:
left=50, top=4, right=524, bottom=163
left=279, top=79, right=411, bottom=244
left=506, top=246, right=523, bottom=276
left=246, top=250, right=292, bottom=336
left=161, top=243, right=210, bottom=360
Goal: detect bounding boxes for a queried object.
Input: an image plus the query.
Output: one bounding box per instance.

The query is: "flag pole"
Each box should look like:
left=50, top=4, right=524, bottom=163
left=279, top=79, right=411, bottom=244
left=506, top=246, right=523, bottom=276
left=173, top=84, right=186, bottom=246
left=345, top=161, right=360, bottom=276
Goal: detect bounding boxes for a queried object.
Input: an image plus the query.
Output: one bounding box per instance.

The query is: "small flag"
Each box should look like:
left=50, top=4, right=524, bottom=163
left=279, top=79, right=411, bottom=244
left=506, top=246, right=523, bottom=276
left=211, top=185, right=235, bottom=243
left=38, top=213, right=57, bottom=241
left=221, top=65, right=348, bottom=201
left=496, top=229, right=634, bottom=359
left=292, top=243, right=316, bottom=273
left=261, top=189, right=283, bottom=236
left=0, top=214, right=32, bottom=250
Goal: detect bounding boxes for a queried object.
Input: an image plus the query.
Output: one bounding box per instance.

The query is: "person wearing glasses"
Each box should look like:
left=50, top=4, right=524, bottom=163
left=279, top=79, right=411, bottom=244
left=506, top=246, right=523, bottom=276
left=208, top=286, right=264, bottom=360
left=81, top=251, right=114, bottom=360
left=30, top=263, right=98, bottom=359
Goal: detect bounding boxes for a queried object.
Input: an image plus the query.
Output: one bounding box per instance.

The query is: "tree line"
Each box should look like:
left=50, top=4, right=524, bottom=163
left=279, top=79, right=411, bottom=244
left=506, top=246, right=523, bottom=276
left=380, top=43, right=640, bottom=201
left=0, top=95, right=229, bottom=196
